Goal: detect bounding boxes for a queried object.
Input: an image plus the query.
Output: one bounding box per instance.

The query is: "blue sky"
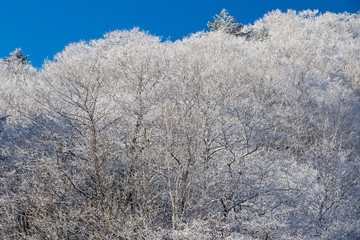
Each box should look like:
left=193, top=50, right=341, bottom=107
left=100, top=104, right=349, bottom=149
left=1, top=0, right=359, bottom=68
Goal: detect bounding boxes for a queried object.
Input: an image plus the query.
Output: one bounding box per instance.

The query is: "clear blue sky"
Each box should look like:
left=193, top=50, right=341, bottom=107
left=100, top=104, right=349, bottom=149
left=0, top=0, right=359, bottom=68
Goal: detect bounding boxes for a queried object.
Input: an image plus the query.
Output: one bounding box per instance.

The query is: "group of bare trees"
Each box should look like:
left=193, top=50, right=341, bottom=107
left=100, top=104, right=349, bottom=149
left=0, top=10, right=359, bottom=239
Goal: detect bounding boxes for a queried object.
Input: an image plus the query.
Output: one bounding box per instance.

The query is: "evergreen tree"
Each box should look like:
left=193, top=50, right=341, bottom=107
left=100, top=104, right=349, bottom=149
left=207, top=9, right=243, bottom=35
left=4, top=48, right=31, bottom=65
left=208, top=9, right=269, bottom=41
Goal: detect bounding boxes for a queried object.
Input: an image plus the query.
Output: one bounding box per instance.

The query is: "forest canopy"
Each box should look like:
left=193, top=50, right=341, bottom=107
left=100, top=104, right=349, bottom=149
left=0, top=9, right=359, bottom=239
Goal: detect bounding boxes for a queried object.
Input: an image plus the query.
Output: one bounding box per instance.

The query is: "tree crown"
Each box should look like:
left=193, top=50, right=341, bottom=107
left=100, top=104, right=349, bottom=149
left=207, top=9, right=243, bottom=34
left=5, top=48, right=31, bottom=65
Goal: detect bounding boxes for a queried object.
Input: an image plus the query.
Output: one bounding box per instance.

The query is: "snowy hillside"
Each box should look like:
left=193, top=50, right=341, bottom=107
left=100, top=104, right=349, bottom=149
left=0, top=10, right=359, bottom=239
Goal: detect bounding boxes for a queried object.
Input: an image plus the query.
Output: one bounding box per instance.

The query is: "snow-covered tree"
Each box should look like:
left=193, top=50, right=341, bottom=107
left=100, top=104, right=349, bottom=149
left=208, top=9, right=243, bottom=35
left=4, top=48, right=31, bottom=65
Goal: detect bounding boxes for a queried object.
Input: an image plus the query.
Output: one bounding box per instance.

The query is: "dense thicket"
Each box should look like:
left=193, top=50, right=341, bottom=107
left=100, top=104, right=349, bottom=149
left=0, top=10, right=359, bottom=239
